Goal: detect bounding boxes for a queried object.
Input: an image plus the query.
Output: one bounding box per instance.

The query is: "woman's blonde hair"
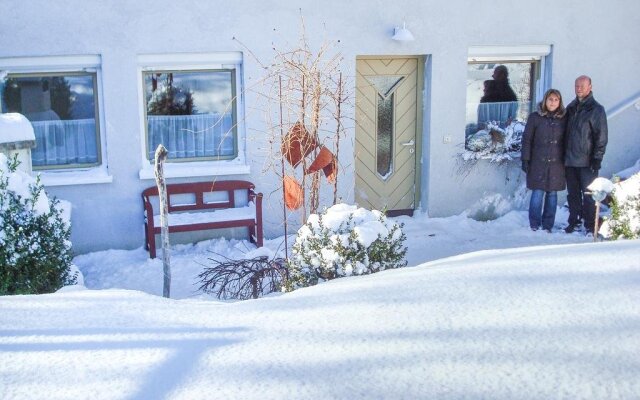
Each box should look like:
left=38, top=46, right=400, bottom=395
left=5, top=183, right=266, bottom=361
left=539, top=88, right=565, bottom=117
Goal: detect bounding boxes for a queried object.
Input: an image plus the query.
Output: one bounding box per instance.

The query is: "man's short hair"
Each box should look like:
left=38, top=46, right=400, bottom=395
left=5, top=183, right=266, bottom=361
left=576, top=75, right=592, bottom=85
left=494, top=65, right=509, bottom=79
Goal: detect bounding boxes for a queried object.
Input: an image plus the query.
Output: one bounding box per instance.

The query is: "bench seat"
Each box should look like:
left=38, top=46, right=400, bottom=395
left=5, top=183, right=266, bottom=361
left=143, top=180, right=263, bottom=258
left=152, top=203, right=256, bottom=227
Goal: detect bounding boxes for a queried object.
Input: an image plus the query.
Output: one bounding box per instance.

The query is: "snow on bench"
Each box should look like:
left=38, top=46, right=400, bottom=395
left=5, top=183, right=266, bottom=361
left=142, top=180, right=263, bottom=258
left=152, top=202, right=256, bottom=227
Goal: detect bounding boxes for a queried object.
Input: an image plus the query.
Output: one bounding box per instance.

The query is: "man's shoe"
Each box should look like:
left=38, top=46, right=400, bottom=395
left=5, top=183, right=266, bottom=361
left=564, top=222, right=582, bottom=233
left=586, top=231, right=604, bottom=241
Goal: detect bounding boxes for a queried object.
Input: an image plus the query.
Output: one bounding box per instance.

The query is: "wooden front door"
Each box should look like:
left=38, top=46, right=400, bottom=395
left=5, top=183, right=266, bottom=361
left=355, top=57, right=420, bottom=215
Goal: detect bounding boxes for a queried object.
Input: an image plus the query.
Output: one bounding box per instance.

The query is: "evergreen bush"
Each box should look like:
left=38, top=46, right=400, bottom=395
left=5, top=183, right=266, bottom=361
left=286, top=204, right=407, bottom=290
left=0, top=154, right=75, bottom=295
left=605, top=186, right=640, bottom=240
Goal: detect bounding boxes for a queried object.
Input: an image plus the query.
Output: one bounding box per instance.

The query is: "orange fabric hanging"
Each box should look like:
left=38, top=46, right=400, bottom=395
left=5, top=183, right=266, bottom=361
left=322, top=156, right=337, bottom=183
left=305, top=146, right=334, bottom=174
left=281, top=122, right=319, bottom=167
left=283, top=175, right=304, bottom=210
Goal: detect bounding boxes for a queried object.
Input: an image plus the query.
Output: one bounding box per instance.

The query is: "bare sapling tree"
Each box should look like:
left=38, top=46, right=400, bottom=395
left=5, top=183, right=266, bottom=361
left=193, top=15, right=353, bottom=300
left=244, top=15, right=351, bottom=225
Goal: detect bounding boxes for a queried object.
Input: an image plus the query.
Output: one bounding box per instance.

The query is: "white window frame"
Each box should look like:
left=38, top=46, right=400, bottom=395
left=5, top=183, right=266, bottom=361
left=136, top=52, right=249, bottom=180
left=0, top=55, right=112, bottom=186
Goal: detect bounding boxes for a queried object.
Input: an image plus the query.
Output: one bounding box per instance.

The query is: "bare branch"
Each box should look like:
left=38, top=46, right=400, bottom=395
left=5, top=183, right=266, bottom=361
left=196, top=256, right=289, bottom=300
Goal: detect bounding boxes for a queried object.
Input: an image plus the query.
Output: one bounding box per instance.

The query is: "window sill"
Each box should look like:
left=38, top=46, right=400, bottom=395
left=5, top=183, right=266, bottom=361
left=138, top=160, right=250, bottom=180
left=37, top=167, right=113, bottom=187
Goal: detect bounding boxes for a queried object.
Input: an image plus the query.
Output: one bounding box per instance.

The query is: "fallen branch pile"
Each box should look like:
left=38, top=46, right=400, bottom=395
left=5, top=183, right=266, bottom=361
left=196, top=255, right=289, bottom=300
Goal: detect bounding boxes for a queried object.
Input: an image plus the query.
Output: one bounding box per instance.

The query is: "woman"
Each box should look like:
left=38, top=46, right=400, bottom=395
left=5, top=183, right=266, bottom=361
left=521, top=89, right=567, bottom=232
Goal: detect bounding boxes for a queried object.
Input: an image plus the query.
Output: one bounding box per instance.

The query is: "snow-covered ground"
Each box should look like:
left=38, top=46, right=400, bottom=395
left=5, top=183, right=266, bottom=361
left=2, top=202, right=640, bottom=399
left=74, top=206, right=592, bottom=300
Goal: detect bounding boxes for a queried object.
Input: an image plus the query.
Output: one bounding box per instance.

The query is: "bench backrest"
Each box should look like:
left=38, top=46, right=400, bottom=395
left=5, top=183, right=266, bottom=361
left=142, top=180, right=256, bottom=213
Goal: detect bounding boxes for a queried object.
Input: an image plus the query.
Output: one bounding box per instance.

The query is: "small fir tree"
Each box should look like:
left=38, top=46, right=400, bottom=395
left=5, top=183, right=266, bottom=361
left=48, top=76, right=73, bottom=120
left=0, top=155, right=75, bottom=295
left=147, top=73, right=197, bottom=116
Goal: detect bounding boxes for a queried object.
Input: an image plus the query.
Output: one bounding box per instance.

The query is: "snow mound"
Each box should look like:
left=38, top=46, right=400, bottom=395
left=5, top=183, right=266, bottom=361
left=0, top=113, right=35, bottom=144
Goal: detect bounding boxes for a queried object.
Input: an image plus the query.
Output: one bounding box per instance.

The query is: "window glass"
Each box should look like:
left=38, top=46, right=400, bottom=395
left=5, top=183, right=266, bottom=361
left=1, top=73, right=100, bottom=169
left=366, top=76, right=404, bottom=178
left=465, top=61, right=538, bottom=152
left=143, top=70, right=237, bottom=161
left=376, top=92, right=394, bottom=177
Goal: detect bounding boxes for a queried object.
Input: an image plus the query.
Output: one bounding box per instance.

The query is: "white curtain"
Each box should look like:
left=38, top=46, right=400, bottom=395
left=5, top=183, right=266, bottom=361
left=31, top=119, right=98, bottom=167
left=147, top=113, right=235, bottom=159
left=477, top=101, right=520, bottom=125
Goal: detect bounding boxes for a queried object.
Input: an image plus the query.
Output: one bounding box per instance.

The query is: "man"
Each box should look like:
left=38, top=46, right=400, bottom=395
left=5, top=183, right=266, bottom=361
left=476, top=66, right=519, bottom=128
left=564, top=75, right=608, bottom=234
left=490, top=65, right=518, bottom=102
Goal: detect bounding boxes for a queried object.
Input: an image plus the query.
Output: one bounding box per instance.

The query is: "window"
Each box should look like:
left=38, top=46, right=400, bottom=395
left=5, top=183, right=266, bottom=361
left=1, top=72, right=101, bottom=169
left=464, top=46, right=550, bottom=154
left=142, top=67, right=238, bottom=162
left=137, top=53, right=247, bottom=179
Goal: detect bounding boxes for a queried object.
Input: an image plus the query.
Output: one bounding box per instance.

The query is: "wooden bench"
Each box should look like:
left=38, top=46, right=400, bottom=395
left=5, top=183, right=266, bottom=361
left=142, top=180, right=263, bottom=258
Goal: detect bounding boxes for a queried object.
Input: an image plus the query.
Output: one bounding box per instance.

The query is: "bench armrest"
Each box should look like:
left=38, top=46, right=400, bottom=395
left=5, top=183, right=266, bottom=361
left=250, top=188, right=264, bottom=247
left=142, top=195, right=154, bottom=222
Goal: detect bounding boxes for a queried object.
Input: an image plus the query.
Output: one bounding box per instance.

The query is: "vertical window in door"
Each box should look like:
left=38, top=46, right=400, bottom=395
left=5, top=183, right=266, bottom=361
left=377, top=92, right=394, bottom=177
left=366, top=75, right=405, bottom=179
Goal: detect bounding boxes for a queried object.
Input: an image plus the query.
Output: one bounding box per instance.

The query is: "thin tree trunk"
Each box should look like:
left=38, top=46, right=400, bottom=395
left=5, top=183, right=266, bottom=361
left=300, top=74, right=307, bottom=223
left=279, top=75, right=289, bottom=260
left=333, top=72, right=343, bottom=205
left=309, top=71, right=321, bottom=214
left=154, top=144, right=171, bottom=298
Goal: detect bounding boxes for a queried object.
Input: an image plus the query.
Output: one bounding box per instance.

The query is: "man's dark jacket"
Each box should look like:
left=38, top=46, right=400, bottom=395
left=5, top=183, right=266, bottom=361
left=564, top=92, right=608, bottom=167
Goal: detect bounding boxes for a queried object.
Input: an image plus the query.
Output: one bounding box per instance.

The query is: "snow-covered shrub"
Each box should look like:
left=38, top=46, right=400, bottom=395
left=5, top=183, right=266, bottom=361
left=462, top=121, right=525, bottom=164
left=286, top=204, right=407, bottom=290
left=601, top=175, right=640, bottom=240
left=0, top=154, right=75, bottom=295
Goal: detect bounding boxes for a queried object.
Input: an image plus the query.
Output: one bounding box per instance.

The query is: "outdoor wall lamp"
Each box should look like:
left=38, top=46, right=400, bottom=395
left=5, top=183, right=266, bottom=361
left=392, top=22, right=415, bottom=41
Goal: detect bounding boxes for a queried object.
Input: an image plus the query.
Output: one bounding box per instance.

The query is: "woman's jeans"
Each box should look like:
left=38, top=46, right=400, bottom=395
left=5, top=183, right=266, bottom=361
left=529, top=190, right=557, bottom=230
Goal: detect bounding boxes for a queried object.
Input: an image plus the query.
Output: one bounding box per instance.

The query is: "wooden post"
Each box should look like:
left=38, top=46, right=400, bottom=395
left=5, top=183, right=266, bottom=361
left=593, top=201, right=600, bottom=243
left=154, top=144, right=171, bottom=298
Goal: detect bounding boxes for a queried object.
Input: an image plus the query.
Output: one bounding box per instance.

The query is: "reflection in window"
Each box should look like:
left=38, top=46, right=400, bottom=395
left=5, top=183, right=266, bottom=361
left=143, top=70, right=237, bottom=161
left=1, top=73, right=100, bottom=169
left=366, top=75, right=404, bottom=179
left=465, top=62, right=538, bottom=152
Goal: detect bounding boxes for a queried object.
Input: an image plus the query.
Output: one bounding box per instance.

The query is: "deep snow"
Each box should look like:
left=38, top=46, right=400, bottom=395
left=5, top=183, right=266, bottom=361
left=2, top=152, right=640, bottom=400
left=2, top=203, right=639, bottom=399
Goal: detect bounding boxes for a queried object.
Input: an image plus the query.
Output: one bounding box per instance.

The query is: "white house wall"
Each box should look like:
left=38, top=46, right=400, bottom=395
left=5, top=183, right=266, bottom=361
left=1, top=0, right=639, bottom=253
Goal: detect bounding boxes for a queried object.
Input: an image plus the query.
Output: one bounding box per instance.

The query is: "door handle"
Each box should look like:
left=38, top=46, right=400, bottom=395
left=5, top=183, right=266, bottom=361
left=400, top=140, right=415, bottom=146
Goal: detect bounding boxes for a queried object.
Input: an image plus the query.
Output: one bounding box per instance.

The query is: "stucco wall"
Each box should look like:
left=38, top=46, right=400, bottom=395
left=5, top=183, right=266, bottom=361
left=1, top=0, right=639, bottom=253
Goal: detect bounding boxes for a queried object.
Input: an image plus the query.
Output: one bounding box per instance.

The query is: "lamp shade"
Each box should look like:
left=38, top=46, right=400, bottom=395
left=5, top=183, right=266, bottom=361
left=392, top=23, right=415, bottom=41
